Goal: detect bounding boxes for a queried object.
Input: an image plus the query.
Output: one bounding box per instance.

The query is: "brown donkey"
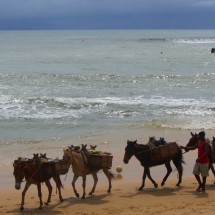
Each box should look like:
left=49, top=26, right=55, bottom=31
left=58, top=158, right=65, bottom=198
left=63, top=145, right=114, bottom=199
left=13, top=154, right=69, bottom=211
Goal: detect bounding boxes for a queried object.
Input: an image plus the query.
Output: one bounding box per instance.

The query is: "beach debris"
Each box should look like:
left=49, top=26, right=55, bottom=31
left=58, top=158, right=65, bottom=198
left=116, top=165, right=123, bottom=173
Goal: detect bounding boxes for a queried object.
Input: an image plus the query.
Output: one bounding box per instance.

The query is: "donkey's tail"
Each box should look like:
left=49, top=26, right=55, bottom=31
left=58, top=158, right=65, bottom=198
left=177, top=143, right=186, bottom=165
left=59, top=176, right=64, bottom=189
left=182, top=158, right=186, bottom=165
left=181, top=153, right=186, bottom=165
left=55, top=175, right=64, bottom=190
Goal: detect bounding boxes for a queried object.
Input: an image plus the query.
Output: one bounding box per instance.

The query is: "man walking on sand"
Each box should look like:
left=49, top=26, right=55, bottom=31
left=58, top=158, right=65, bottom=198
left=181, top=131, right=209, bottom=192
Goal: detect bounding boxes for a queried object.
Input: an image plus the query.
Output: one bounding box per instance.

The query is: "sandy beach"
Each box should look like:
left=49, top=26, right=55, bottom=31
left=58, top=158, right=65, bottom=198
left=1, top=174, right=215, bottom=215
left=2, top=129, right=215, bottom=215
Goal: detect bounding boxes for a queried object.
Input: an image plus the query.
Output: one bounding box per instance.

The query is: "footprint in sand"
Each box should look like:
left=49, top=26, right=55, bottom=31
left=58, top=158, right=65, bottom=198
left=113, top=189, right=121, bottom=191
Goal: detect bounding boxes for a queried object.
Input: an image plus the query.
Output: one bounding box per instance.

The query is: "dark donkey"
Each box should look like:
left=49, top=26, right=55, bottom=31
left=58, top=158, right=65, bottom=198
left=185, top=132, right=215, bottom=177
left=13, top=154, right=68, bottom=211
left=123, top=140, right=184, bottom=190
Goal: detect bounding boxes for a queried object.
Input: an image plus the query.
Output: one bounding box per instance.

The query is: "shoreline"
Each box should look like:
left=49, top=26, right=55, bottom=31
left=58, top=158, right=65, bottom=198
left=2, top=127, right=214, bottom=168
left=2, top=128, right=214, bottom=187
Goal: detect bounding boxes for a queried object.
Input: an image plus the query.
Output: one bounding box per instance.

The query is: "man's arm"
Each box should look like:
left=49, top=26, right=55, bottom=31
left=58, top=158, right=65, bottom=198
left=180, top=144, right=198, bottom=151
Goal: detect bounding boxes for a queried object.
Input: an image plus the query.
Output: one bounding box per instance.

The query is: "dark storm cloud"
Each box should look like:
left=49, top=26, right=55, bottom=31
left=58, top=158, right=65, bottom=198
left=0, top=0, right=214, bottom=29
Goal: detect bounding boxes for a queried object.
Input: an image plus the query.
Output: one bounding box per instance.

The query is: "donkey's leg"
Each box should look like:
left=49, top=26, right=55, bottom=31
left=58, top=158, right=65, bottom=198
left=37, top=183, right=43, bottom=210
left=20, top=182, right=31, bottom=211
left=89, top=173, right=98, bottom=195
left=45, top=180, right=53, bottom=205
left=208, top=151, right=215, bottom=177
left=146, top=167, right=158, bottom=188
left=54, top=176, right=63, bottom=202
left=173, top=159, right=183, bottom=186
left=82, top=175, right=86, bottom=199
left=103, top=168, right=112, bottom=193
left=209, top=163, right=215, bottom=177
left=139, top=168, right=147, bottom=191
left=161, top=162, right=172, bottom=186
left=72, top=175, right=80, bottom=198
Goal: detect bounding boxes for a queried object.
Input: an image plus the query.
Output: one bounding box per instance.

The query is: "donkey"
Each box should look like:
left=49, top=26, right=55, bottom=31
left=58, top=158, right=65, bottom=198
left=63, top=145, right=114, bottom=199
left=123, top=140, right=184, bottom=190
left=13, top=155, right=65, bottom=211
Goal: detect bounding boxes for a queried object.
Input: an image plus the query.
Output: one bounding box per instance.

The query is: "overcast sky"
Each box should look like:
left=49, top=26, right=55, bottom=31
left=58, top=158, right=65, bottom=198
left=0, top=0, right=215, bottom=30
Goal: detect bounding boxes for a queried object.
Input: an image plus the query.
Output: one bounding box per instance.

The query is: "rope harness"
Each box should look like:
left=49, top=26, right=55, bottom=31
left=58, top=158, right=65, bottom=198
left=23, top=162, right=42, bottom=183
left=132, top=143, right=157, bottom=156
left=132, top=142, right=185, bottom=157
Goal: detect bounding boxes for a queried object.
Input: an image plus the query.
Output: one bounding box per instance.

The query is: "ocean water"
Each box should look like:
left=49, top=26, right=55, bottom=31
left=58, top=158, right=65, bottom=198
left=0, top=30, right=215, bottom=166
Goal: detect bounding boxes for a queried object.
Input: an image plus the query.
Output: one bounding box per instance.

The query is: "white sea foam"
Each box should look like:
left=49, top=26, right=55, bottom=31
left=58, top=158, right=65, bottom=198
left=1, top=95, right=214, bottom=121
left=172, top=38, right=215, bottom=44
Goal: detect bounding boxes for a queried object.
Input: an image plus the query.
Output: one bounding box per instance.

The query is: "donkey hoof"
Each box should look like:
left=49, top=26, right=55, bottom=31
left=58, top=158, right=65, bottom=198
left=75, top=193, right=80, bottom=198
left=154, top=183, right=158, bottom=188
left=107, top=190, right=111, bottom=193
left=161, top=182, right=165, bottom=186
left=138, top=187, right=143, bottom=191
left=39, top=206, right=42, bottom=210
left=20, top=206, right=24, bottom=211
left=81, top=196, right=85, bottom=199
left=45, top=202, right=49, bottom=206
left=176, top=183, right=180, bottom=187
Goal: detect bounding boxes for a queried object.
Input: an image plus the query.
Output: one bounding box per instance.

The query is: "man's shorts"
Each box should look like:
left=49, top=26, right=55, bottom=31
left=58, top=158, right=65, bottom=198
left=193, top=162, right=209, bottom=177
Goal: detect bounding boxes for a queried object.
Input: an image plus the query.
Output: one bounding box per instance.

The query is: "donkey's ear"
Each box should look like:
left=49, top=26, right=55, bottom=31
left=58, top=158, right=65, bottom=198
left=90, top=145, right=97, bottom=149
left=191, top=132, right=194, bottom=137
left=134, top=140, right=137, bottom=143
left=127, top=140, right=132, bottom=145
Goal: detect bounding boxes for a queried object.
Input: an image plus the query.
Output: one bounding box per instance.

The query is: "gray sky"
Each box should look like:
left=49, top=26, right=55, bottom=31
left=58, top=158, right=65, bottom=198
left=0, top=0, right=215, bottom=29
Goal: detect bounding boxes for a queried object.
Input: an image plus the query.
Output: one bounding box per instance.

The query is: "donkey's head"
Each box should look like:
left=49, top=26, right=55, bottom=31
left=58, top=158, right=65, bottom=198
left=13, top=159, right=25, bottom=190
left=123, top=140, right=137, bottom=164
left=186, top=132, right=198, bottom=152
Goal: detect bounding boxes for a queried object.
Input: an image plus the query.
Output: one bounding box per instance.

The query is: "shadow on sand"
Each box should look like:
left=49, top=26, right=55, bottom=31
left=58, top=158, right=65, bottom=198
left=7, top=193, right=110, bottom=214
